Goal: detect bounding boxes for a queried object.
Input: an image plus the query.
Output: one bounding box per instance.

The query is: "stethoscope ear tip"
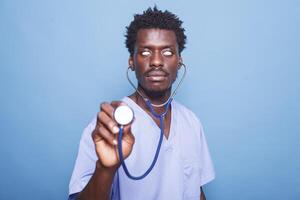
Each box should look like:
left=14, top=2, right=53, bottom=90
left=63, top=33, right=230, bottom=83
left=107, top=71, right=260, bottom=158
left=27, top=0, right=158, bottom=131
left=128, top=66, right=134, bottom=71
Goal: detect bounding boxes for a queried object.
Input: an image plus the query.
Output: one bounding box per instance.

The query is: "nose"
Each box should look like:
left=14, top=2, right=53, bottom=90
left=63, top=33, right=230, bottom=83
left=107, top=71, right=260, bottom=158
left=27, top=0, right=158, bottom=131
left=150, top=50, right=163, bottom=68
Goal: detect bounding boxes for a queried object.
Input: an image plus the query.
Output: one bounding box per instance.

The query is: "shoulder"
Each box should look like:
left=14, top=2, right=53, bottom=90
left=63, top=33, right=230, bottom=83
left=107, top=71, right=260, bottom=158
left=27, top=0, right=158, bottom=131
left=173, top=100, right=202, bottom=128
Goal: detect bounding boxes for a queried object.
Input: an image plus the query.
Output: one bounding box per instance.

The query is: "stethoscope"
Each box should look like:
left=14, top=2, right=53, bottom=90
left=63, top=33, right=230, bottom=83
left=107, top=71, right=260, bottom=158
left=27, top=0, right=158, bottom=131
left=113, top=63, right=186, bottom=180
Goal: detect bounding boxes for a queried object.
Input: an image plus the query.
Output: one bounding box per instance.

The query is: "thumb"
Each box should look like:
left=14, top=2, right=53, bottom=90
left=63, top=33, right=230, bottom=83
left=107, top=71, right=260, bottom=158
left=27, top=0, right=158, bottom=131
left=121, top=123, right=135, bottom=144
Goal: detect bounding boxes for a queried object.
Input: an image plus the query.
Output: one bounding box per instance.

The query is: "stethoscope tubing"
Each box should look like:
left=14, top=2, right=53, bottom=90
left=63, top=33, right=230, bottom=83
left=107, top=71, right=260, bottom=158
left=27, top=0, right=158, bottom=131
left=117, top=63, right=186, bottom=180
left=117, top=98, right=172, bottom=180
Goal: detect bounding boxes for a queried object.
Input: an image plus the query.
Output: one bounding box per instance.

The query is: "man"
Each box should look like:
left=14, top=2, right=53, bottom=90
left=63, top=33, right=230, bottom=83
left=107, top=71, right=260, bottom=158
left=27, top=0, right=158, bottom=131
left=69, top=7, right=215, bottom=200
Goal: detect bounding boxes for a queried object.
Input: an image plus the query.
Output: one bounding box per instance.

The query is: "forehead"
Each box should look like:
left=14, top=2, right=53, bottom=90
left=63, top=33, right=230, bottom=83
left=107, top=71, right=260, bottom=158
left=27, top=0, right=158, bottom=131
left=135, top=28, right=178, bottom=48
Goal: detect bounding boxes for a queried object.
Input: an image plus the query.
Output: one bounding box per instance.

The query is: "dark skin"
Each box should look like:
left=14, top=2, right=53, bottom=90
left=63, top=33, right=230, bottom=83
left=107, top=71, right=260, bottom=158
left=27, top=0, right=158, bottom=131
left=77, top=29, right=206, bottom=200
left=128, top=28, right=182, bottom=139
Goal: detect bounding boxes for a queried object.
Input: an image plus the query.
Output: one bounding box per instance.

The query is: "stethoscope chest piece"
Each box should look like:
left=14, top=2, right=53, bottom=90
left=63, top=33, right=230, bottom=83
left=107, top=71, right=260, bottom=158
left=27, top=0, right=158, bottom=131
left=114, top=105, right=134, bottom=126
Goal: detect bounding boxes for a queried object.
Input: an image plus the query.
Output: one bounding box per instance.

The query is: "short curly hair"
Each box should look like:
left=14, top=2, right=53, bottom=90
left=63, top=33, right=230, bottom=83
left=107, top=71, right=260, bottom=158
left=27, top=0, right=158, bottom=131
left=125, top=6, right=187, bottom=56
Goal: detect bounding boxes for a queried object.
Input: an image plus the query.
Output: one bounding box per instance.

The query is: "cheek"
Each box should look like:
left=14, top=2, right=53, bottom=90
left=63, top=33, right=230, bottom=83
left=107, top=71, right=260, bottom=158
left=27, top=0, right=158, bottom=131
left=134, top=68, right=146, bottom=83
left=166, top=57, right=180, bottom=68
left=171, top=70, right=179, bottom=81
left=135, top=56, right=150, bottom=66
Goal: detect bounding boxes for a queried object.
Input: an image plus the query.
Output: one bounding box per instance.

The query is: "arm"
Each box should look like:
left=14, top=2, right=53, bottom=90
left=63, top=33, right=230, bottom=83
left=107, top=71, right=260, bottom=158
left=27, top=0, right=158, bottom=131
left=74, top=102, right=135, bottom=200
left=200, top=187, right=206, bottom=200
left=77, top=161, right=118, bottom=200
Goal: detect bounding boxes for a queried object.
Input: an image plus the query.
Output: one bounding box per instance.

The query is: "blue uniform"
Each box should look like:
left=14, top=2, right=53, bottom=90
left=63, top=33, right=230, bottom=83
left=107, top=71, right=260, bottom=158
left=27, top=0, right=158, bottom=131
left=69, top=97, right=215, bottom=200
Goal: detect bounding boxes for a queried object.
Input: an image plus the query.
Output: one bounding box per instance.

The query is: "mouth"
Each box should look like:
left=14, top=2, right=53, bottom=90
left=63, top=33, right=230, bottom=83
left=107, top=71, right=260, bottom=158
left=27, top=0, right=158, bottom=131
left=146, top=71, right=168, bottom=82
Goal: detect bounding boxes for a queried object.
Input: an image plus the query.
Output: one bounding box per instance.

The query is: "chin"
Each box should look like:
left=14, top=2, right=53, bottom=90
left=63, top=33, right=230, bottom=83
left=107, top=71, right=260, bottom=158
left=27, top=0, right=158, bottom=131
left=138, top=79, right=172, bottom=94
left=143, top=84, right=171, bottom=96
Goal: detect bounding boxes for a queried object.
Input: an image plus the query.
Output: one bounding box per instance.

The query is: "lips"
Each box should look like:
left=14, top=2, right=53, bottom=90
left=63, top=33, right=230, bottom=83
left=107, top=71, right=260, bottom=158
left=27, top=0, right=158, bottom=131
left=146, top=70, right=167, bottom=77
left=146, top=70, right=168, bottom=82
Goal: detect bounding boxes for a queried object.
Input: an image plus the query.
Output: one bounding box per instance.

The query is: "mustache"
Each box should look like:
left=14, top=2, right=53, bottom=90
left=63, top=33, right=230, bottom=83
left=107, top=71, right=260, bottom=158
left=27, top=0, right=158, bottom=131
left=145, top=68, right=169, bottom=76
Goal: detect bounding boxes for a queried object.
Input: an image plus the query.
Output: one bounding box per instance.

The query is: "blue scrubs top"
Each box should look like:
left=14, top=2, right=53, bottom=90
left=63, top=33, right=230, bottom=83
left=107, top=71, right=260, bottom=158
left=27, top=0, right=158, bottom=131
left=69, top=97, right=215, bottom=200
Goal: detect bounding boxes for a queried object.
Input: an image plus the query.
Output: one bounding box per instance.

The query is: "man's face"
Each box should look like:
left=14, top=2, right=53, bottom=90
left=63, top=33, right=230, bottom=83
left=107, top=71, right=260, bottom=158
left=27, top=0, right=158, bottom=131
left=129, top=28, right=181, bottom=94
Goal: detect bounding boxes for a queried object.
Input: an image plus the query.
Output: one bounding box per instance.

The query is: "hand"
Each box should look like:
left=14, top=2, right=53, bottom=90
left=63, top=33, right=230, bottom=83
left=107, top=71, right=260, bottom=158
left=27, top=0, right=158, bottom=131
left=92, top=101, right=135, bottom=168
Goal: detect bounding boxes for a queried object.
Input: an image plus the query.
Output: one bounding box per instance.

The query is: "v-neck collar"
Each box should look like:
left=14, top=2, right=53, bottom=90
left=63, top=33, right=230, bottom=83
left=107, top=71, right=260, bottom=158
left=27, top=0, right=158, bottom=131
left=123, top=96, right=176, bottom=142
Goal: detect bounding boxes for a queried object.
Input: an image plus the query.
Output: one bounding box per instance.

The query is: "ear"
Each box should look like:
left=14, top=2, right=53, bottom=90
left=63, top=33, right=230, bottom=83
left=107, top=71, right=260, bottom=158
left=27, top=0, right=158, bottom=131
left=128, top=56, right=135, bottom=71
left=178, top=57, right=183, bottom=69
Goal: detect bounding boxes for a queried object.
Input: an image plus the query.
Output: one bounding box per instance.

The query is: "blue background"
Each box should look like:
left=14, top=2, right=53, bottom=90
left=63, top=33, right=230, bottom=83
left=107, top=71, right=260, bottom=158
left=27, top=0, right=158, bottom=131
left=1, top=0, right=299, bottom=199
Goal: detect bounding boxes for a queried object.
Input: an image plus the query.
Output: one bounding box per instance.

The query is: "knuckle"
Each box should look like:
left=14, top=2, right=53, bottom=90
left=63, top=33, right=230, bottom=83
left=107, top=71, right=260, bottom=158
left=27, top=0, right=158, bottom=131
left=111, top=100, right=119, bottom=105
left=100, top=102, right=108, bottom=110
left=111, top=101, right=123, bottom=108
left=91, top=129, right=99, bottom=140
left=97, top=112, right=102, bottom=119
left=99, top=126, right=105, bottom=134
left=108, top=121, right=116, bottom=129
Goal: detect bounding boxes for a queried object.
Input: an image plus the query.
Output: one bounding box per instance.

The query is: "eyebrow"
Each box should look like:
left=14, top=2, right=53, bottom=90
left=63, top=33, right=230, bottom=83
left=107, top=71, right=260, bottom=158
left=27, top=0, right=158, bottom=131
left=137, top=45, right=176, bottom=50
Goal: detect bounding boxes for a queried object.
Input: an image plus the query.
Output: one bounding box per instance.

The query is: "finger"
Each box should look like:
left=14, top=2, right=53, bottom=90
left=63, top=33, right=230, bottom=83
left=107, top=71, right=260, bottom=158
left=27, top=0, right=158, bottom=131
left=111, top=101, right=127, bottom=109
left=122, top=115, right=135, bottom=133
left=123, top=123, right=132, bottom=135
left=92, top=124, right=117, bottom=146
left=122, top=124, right=135, bottom=144
left=98, top=125, right=118, bottom=146
left=100, top=102, right=115, bottom=119
left=98, top=111, right=119, bottom=134
left=92, top=128, right=102, bottom=143
left=122, top=124, right=134, bottom=139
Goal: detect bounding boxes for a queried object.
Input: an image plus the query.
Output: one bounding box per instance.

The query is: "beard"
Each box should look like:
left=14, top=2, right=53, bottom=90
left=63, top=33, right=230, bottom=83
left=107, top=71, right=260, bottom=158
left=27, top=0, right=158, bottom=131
left=137, top=82, right=173, bottom=99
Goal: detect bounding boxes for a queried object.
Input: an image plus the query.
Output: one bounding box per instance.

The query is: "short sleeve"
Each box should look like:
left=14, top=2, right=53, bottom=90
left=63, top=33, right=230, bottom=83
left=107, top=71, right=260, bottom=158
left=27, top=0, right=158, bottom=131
left=68, top=117, right=98, bottom=195
left=198, top=122, right=216, bottom=186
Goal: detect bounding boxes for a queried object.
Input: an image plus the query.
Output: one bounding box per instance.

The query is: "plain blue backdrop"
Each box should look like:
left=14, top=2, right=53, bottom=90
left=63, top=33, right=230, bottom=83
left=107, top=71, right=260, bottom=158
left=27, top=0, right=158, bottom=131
left=1, top=0, right=299, bottom=199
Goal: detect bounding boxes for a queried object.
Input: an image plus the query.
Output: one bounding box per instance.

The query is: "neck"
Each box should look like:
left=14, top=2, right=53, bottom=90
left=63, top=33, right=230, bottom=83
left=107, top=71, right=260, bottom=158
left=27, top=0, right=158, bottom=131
left=137, top=85, right=171, bottom=105
left=129, top=85, right=172, bottom=114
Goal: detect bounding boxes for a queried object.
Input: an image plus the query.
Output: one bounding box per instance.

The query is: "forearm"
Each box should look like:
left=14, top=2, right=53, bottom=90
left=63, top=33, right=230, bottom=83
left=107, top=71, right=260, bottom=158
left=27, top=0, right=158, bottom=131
left=77, top=161, right=118, bottom=200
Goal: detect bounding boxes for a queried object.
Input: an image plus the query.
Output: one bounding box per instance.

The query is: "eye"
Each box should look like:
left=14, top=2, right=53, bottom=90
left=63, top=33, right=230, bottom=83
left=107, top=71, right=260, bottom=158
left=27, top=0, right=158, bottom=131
left=141, top=50, right=151, bottom=56
left=162, top=50, right=173, bottom=56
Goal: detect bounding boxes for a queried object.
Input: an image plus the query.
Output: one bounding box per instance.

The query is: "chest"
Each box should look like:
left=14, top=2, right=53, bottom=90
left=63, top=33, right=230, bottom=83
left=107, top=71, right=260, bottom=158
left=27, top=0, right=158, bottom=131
left=116, top=115, right=203, bottom=200
left=150, top=111, right=171, bottom=139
